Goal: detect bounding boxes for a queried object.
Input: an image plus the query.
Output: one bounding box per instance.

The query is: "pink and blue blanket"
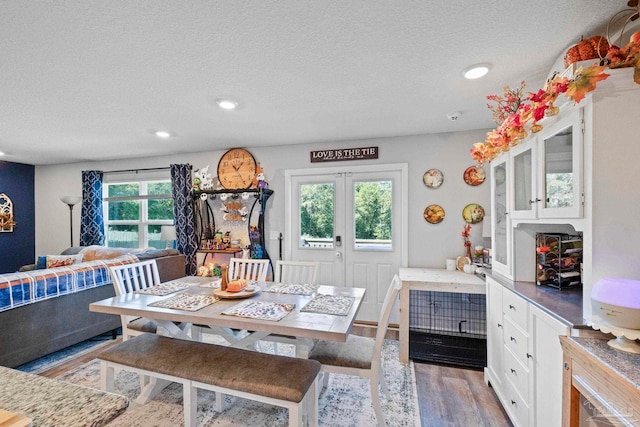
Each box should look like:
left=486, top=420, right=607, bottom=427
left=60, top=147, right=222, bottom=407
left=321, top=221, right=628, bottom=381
left=0, top=255, right=139, bottom=312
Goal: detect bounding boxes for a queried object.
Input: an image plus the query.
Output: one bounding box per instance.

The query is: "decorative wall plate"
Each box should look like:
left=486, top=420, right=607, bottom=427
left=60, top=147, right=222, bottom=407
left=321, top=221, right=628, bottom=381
left=462, top=203, right=485, bottom=224
left=463, top=166, right=486, bottom=186
left=424, top=204, right=445, bottom=224
left=423, top=169, right=444, bottom=189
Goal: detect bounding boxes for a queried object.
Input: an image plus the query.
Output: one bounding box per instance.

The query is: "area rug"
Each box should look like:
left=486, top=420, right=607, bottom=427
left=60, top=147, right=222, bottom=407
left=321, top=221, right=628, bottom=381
left=16, top=334, right=115, bottom=374
left=55, top=340, right=420, bottom=426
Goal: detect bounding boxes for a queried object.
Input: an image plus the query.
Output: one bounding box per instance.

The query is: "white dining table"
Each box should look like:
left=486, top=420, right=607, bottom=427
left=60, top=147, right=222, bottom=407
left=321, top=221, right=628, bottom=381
left=90, top=276, right=366, bottom=403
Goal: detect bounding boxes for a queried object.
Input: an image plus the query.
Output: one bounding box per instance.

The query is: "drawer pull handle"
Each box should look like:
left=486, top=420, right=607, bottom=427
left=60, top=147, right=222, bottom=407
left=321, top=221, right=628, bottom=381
left=510, top=336, right=516, bottom=342
left=527, top=353, right=532, bottom=359
left=511, top=400, right=517, bottom=407
left=509, top=304, right=515, bottom=310
left=497, top=323, right=502, bottom=328
left=511, top=368, right=516, bottom=374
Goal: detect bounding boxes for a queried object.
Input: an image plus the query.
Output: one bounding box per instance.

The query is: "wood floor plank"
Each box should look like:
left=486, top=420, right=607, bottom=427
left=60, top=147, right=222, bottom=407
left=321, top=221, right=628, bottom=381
left=414, top=361, right=512, bottom=426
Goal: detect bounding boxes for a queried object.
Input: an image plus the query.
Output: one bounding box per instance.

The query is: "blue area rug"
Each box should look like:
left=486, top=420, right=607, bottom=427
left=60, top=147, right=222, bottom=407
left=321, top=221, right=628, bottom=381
left=16, top=331, right=117, bottom=374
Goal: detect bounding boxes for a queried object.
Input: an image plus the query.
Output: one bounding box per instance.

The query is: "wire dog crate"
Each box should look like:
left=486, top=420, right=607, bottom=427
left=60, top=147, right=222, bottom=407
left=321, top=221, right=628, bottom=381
left=409, top=290, right=487, bottom=369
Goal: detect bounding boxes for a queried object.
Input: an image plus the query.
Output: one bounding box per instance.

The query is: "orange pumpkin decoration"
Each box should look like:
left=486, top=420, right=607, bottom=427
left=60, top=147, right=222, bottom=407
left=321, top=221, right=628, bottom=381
left=564, top=36, right=610, bottom=68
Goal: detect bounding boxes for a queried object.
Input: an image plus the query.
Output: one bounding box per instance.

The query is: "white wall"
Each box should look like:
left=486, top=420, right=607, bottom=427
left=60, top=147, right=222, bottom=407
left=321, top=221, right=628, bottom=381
left=35, top=129, right=491, bottom=268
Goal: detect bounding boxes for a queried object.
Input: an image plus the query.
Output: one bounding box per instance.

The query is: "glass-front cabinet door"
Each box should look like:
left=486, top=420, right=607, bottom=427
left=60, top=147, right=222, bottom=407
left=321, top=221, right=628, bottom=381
left=510, top=141, right=537, bottom=219
left=537, top=109, right=583, bottom=218
left=491, top=154, right=512, bottom=278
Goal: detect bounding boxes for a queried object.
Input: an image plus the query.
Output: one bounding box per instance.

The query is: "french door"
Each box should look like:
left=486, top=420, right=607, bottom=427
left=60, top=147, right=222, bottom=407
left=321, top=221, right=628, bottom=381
left=285, top=164, right=407, bottom=322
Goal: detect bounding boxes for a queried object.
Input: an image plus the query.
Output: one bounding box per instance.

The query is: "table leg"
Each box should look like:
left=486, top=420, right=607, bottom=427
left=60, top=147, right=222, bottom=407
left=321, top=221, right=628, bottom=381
left=399, top=284, right=410, bottom=363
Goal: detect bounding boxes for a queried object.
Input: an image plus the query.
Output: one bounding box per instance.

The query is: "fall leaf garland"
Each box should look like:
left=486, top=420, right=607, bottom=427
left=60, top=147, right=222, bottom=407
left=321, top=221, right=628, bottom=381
left=471, top=39, right=640, bottom=166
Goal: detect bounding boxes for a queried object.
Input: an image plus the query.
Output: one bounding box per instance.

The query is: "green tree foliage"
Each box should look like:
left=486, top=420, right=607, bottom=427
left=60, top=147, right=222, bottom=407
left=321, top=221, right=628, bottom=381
left=107, top=182, right=173, bottom=221
left=354, top=181, right=391, bottom=240
left=300, top=183, right=334, bottom=239
left=300, top=180, right=392, bottom=241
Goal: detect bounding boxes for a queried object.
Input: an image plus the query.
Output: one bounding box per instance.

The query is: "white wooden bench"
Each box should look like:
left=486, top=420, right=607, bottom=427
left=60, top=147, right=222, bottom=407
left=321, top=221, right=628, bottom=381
left=97, top=334, right=321, bottom=427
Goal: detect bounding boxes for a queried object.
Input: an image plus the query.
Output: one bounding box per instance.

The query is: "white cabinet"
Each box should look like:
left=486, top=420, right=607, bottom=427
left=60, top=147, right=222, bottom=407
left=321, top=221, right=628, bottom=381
left=508, top=108, right=584, bottom=220
left=537, top=108, right=584, bottom=219
left=485, top=277, right=503, bottom=390
left=529, top=304, right=569, bottom=427
left=510, top=142, right=536, bottom=219
left=491, top=155, right=512, bottom=278
left=485, top=277, right=570, bottom=427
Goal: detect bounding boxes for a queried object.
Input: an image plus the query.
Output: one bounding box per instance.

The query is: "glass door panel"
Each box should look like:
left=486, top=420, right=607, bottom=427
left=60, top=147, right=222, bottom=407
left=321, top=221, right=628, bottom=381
left=299, top=183, right=335, bottom=249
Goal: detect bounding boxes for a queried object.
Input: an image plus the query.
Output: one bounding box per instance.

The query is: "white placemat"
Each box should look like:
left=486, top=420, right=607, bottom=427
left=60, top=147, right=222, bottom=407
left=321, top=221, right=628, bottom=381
left=300, top=294, right=355, bottom=316
left=148, top=293, right=219, bottom=311
left=264, top=283, right=319, bottom=296
left=134, top=281, right=192, bottom=296
left=222, top=300, right=295, bottom=321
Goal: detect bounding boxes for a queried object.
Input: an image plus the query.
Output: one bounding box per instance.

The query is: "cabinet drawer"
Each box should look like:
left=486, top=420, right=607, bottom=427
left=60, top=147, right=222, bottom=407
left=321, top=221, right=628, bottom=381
left=503, top=373, right=530, bottom=427
left=502, top=289, right=528, bottom=329
left=504, top=345, right=530, bottom=402
left=503, top=316, right=529, bottom=365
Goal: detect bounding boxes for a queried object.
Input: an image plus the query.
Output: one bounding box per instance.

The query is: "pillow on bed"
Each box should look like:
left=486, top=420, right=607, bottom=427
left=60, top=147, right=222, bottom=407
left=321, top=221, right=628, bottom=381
left=44, top=254, right=84, bottom=268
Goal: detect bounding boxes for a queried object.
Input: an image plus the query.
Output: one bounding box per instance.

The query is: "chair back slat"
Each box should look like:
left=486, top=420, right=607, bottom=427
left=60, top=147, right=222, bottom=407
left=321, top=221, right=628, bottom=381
left=275, top=260, right=319, bottom=284
left=372, top=274, right=402, bottom=364
left=229, top=258, right=269, bottom=281
left=109, top=259, right=161, bottom=295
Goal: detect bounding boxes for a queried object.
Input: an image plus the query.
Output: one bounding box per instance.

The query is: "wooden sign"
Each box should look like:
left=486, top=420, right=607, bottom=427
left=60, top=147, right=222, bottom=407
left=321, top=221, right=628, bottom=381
left=310, top=146, right=378, bottom=163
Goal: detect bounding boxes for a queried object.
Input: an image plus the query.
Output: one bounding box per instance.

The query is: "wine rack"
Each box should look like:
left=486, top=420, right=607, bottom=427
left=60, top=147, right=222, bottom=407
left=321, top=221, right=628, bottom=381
left=536, top=232, right=582, bottom=289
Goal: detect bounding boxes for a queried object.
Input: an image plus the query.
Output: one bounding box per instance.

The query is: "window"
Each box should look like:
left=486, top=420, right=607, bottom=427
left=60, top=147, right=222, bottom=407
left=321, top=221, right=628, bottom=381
left=104, top=181, right=174, bottom=249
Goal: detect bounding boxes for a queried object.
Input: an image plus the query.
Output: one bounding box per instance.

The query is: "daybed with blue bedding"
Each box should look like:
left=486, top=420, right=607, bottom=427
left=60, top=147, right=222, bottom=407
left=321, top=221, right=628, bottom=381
left=0, top=247, right=186, bottom=368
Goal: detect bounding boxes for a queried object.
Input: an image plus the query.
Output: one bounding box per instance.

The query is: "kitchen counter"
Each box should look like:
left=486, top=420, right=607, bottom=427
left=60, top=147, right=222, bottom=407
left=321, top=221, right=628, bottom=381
left=565, top=337, right=640, bottom=389
left=485, top=269, right=585, bottom=328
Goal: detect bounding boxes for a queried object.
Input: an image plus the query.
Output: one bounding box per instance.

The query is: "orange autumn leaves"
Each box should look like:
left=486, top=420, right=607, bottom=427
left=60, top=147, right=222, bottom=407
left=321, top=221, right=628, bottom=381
left=565, top=65, right=610, bottom=103
left=471, top=64, right=612, bottom=165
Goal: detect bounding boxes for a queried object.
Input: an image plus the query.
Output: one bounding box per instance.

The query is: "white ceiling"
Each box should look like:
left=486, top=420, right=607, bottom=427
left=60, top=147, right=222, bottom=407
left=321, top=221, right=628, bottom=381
left=0, top=1, right=629, bottom=165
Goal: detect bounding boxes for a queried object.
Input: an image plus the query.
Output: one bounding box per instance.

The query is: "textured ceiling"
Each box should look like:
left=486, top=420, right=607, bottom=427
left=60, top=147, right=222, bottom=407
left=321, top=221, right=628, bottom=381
left=0, top=1, right=630, bottom=165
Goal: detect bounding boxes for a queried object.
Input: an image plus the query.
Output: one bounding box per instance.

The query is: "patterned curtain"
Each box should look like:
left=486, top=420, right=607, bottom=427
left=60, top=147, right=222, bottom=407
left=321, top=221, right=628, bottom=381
left=80, top=170, right=105, bottom=246
left=171, top=164, right=197, bottom=276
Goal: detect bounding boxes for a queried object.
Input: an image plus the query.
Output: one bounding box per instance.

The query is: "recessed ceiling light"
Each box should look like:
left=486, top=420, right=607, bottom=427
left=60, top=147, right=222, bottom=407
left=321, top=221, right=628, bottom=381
left=0, top=151, right=5, bottom=156
left=154, top=131, right=171, bottom=138
left=462, top=63, right=491, bottom=80
left=216, top=99, right=238, bottom=110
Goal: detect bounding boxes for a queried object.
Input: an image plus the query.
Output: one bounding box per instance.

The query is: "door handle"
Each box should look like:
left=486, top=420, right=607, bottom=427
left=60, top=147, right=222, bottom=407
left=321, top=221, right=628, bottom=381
left=335, top=252, right=342, bottom=258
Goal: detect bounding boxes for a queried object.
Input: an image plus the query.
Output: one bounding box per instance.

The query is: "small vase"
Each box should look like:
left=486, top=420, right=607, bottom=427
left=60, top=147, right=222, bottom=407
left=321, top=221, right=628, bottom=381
left=465, top=245, right=472, bottom=260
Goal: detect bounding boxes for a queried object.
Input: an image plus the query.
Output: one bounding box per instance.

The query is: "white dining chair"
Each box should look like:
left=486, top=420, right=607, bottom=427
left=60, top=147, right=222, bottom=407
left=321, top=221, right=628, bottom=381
left=274, top=260, right=319, bottom=284
left=191, top=258, right=271, bottom=345
left=257, top=260, right=320, bottom=356
left=108, top=260, right=162, bottom=341
left=307, top=274, right=401, bottom=426
left=228, top=257, right=270, bottom=281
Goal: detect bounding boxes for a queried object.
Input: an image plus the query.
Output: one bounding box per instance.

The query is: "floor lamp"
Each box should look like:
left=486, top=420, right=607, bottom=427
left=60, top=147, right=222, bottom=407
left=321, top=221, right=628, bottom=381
left=60, top=196, right=82, bottom=247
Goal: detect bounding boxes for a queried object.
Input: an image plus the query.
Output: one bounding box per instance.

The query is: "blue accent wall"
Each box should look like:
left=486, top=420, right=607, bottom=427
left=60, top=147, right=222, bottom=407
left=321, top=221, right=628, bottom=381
left=0, top=161, right=35, bottom=273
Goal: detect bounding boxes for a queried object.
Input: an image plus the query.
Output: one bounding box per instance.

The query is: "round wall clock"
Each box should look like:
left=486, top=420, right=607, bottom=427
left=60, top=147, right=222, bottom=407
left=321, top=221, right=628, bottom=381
left=217, top=148, right=258, bottom=189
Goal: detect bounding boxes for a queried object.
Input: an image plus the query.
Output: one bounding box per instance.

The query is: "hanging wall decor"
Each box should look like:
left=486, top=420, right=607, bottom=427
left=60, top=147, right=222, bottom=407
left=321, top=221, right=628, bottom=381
left=0, top=193, right=16, bottom=232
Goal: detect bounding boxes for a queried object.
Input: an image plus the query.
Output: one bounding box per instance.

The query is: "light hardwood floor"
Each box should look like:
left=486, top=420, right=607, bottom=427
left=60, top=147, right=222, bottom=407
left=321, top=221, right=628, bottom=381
left=39, top=328, right=512, bottom=426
